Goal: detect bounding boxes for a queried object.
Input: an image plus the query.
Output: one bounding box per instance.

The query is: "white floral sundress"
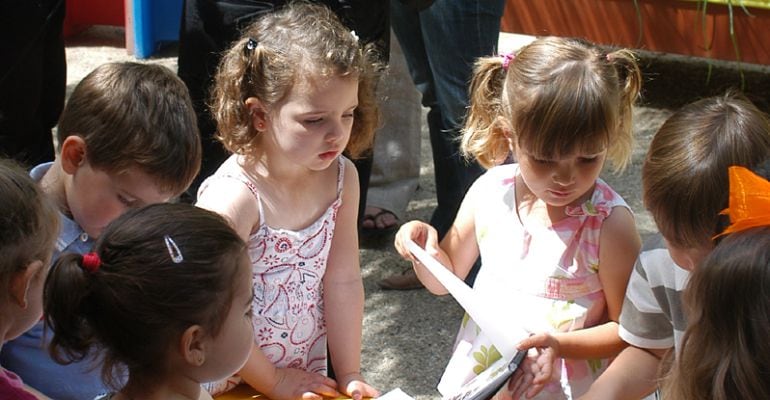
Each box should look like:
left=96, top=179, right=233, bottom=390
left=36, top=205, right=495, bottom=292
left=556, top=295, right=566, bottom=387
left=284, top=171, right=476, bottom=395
left=440, top=164, right=631, bottom=399
left=199, top=156, right=344, bottom=395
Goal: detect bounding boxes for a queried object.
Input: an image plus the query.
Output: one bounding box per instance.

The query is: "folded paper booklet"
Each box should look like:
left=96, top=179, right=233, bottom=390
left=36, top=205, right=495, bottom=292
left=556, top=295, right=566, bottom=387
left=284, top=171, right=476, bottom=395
left=404, top=240, right=532, bottom=400
left=443, top=350, right=527, bottom=400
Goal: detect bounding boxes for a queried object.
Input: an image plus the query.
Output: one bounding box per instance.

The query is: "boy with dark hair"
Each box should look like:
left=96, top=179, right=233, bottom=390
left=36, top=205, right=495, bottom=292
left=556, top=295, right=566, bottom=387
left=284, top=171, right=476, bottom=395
left=0, top=62, right=202, bottom=400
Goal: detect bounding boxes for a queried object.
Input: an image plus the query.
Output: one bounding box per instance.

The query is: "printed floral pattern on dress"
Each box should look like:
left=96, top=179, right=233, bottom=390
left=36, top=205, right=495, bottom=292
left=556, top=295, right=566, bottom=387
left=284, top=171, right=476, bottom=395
left=198, top=157, right=346, bottom=396
left=441, top=164, right=632, bottom=399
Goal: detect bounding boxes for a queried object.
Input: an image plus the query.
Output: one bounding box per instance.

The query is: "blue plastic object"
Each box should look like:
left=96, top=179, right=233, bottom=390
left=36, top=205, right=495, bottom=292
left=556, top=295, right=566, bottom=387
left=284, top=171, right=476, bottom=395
left=131, top=0, right=183, bottom=59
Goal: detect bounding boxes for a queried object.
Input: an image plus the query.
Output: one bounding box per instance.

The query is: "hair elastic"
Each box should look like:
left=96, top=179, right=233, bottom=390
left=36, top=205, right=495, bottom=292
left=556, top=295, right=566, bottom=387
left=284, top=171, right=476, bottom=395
left=81, top=252, right=101, bottom=273
left=501, top=53, right=515, bottom=71
left=245, top=38, right=258, bottom=53
left=164, top=235, right=184, bottom=264
left=715, top=165, right=770, bottom=237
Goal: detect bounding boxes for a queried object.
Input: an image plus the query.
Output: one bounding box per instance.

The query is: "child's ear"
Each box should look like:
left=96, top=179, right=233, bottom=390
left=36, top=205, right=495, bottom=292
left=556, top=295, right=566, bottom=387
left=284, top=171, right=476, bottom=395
left=59, top=136, right=88, bottom=175
left=9, top=260, right=45, bottom=309
left=244, top=97, right=268, bottom=132
left=180, top=324, right=207, bottom=367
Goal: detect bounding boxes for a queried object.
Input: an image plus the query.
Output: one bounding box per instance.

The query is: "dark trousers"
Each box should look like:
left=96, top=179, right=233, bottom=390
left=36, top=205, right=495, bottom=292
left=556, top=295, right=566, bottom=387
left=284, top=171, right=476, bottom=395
left=0, top=0, right=65, bottom=168
left=391, top=0, right=505, bottom=284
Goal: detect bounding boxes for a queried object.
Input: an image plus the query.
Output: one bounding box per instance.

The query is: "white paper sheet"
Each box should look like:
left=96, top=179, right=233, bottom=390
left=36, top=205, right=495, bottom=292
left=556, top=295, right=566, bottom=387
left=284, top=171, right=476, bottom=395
left=405, top=239, right=530, bottom=360
left=376, top=388, right=416, bottom=400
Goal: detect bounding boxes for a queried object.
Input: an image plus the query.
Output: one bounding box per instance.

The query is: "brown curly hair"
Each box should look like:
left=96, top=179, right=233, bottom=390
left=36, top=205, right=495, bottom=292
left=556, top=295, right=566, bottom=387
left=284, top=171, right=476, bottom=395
left=210, top=1, right=381, bottom=160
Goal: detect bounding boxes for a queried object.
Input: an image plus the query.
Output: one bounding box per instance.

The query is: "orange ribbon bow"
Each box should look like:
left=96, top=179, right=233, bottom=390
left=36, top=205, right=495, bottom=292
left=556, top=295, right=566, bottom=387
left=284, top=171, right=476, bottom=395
left=717, top=165, right=770, bottom=237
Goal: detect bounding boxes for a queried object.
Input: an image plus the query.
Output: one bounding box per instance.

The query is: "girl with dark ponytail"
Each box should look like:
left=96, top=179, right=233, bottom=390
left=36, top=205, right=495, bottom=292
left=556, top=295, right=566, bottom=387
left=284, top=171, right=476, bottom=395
left=45, top=203, right=254, bottom=400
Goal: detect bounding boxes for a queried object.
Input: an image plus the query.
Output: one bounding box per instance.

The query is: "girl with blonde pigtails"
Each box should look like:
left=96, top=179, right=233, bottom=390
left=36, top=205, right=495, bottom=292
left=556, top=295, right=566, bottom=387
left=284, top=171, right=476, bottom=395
left=394, top=36, right=643, bottom=399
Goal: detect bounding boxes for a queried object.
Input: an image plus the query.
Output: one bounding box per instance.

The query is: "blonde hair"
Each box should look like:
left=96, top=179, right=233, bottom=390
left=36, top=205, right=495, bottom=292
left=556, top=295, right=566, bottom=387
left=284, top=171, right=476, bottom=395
left=463, top=36, right=641, bottom=170
left=661, top=226, right=770, bottom=400
left=211, top=1, right=381, bottom=160
left=643, top=91, right=770, bottom=248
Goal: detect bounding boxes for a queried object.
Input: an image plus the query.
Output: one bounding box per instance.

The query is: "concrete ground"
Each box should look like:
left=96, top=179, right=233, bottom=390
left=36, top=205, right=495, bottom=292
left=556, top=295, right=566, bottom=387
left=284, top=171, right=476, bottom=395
left=65, top=27, right=754, bottom=399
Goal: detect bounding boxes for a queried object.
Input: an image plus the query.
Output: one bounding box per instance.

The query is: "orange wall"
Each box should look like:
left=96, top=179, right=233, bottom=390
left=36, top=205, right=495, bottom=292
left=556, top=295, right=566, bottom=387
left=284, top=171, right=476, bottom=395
left=501, top=0, right=770, bottom=65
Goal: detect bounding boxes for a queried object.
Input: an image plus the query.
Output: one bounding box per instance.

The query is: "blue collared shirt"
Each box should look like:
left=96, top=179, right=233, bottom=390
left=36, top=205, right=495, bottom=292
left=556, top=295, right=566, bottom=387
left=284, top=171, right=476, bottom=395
left=30, top=163, right=95, bottom=257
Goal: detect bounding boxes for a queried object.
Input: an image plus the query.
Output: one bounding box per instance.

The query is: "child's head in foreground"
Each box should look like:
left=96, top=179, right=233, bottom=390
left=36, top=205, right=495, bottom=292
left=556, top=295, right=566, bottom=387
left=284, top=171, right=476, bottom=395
left=56, top=62, right=201, bottom=237
left=663, top=162, right=770, bottom=399
left=643, top=91, right=770, bottom=270
left=44, top=203, right=253, bottom=397
left=463, top=36, right=642, bottom=171
left=210, top=0, right=381, bottom=162
left=0, top=158, right=59, bottom=343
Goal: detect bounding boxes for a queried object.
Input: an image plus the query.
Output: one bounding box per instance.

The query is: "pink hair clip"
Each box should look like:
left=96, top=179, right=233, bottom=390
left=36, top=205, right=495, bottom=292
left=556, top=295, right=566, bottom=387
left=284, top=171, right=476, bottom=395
left=501, top=53, right=515, bottom=71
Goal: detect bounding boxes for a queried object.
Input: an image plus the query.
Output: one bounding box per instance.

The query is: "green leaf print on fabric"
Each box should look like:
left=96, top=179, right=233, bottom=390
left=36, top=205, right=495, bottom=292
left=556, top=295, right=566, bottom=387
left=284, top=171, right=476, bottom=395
left=587, top=358, right=603, bottom=375
left=546, top=300, right=580, bottom=330
left=589, top=262, right=599, bottom=273
left=472, top=345, right=502, bottom=375
left=584, top=201, right=598, bottom=216
left=477, top=225, right=489, bottom=243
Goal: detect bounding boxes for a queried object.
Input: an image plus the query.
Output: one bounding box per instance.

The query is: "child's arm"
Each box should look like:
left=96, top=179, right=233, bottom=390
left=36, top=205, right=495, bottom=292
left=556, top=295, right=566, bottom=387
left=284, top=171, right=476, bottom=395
left=508, top=206, right=641, bottom=399
left=577, top=345, right=668, bottom=399
left=393, top=192, right=479, bottom=295
left=195, top=176, right=260, bottom=241
left=557, top=206, right=641, bottom=356
left=324, top=160, right=379, bottom=400
left=238, top=344, right=341, bottom=400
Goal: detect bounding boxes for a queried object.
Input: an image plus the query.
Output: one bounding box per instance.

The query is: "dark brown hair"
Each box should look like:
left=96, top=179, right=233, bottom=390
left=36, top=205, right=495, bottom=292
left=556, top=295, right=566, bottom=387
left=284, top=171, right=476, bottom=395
left=643, top=91, right=770, bottom=248
left=0, top=158, right=59, bottom=297
left=210, top=1, right=380, bottom=160
left=44, top=203, right=246, bottom=389
left=463, top=36, right=642, bottom=170
left=57, top=62, right=202, bottom=195
left=662, top=226, right=770, bottom=400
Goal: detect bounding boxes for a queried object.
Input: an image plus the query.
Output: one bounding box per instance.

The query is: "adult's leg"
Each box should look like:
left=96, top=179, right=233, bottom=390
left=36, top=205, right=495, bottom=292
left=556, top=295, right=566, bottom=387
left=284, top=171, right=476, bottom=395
left=333, top=0, right=390, bottom=227
left=0, top=0, right=64, bottom=168
left=385, top=0, right=504, bottom=288
left=379, top=1, right=442, bottom=289
left=420, top=0, right=504, bottom=285
left=365, top=29, right=421, bottom=231
left=418, top=0, right=504, bottom=237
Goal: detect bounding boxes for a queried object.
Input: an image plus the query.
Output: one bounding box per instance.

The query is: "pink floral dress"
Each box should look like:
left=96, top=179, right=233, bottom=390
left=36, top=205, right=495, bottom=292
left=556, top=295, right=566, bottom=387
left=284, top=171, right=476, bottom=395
left=199, top=157, right=344, bottom=395
left=439, top=164, right=631, bottom=399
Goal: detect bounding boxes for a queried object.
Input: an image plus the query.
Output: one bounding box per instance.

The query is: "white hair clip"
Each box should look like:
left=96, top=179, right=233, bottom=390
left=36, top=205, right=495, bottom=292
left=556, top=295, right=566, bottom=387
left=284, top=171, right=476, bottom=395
left=164, top=235, right=184, bottom=264
left=350, top=30, right=359, bottom=43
